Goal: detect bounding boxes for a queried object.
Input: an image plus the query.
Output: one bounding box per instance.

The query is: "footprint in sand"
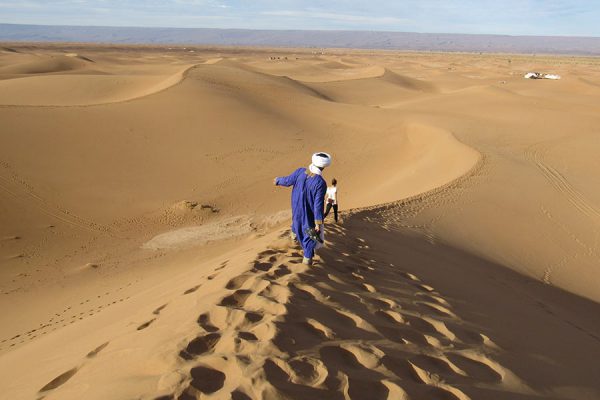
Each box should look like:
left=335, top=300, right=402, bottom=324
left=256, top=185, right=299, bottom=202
left=319, top=345, right=365, bottom=370
left=415, top=292, right=452, bottom=307
left=399, top=271, right=421, bottom=281
left=238, top=331, right=258, bottom=341
left=259, top=282, right=290, bottom=304
left=415, top=301, right=457, bottom=318
left=341, top=343, right=385, bottom=369
left=153, top=304, right=168, bottom=315
left=252, top=261, right=274, bottom=272
left=381, top=355, right=430, bottom=384
left=86, top=342, right=110, bottom=358
left=137, top=318, right=156, bottom=331
left=369, top=297, right=397, bottom=309
left=304, top=318, right=335, bottom=340
left=244, top=311, right=264, bottom=324
left=188, top=365, right=225, bottom=394
left=351, top=271, right=365, bottom=280
left=347, top=377, right=389, bottom=400
left=257, top=248, right=284, bottom=258
left=225, top=274, right=254, bottom=290
left=375, top=309, right=406, bottom=324
left=287, top=356, right=329, bottom=386
left=179, top=333, right=221, bottom=360
left=410, top=354, right=467, bottom=379
left=446, top=352, right=504, bottom=383
left=270, top=264, right=292, bottom=278
left=197, top=313, right=220, bottom=332
left=416, top=283, right=436, bottom=292
left=39, top=368, right=79, bottom=392
left=183, top=285, right=201, bottom=295
left=219, top=289, right=253, bottom=307
left=361, top=283, right=377, bottom=293
left=263, top=359, right=332, bottom=399
left=231, top=390, right=252, bottom=400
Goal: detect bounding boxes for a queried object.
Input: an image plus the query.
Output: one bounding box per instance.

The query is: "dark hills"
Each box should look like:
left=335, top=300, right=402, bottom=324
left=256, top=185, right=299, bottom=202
left=2, top=23, right=600, bottom=55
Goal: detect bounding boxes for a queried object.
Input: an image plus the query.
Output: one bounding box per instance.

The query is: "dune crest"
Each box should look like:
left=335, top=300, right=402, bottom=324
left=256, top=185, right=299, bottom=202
left=381, top=68, right=438, bottom=92
left=0, top=54, right=92, bottom=75
left=0, top=63, right=194, bottom=106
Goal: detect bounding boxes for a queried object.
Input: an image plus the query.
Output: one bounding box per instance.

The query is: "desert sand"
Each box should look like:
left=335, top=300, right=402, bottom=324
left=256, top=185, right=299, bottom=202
left=0, top=43, right=599, bottom=400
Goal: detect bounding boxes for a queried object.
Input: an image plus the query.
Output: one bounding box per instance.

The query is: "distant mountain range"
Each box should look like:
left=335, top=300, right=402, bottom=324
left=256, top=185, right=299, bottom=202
left=2, top=23, right=600, bottom=55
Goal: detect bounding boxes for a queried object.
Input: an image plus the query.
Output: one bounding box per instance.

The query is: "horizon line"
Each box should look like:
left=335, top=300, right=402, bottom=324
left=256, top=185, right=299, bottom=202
left=2, top=22, right=600, bottom=40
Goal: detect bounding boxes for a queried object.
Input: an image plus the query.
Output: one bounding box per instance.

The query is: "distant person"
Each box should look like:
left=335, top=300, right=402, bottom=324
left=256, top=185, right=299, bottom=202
left=324, top=178, right=339, bottom=222
left=274, top=152, right=331, bottom=265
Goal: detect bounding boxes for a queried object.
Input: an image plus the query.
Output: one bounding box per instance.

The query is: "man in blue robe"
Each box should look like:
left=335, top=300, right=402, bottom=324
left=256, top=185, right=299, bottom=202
left=274, top=152, right=331, bottom=265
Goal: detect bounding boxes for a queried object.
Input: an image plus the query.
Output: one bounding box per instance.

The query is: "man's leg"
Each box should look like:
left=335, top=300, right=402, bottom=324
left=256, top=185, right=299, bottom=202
left=333, top=204, right=338, bottom=222
left=302, top=240, right=315, bottom=265
left=324, top=202, right=332, bottom=219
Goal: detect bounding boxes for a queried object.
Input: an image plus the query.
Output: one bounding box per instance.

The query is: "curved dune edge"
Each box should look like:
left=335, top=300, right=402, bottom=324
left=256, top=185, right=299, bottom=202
left=0, top=63, right=198, bottom=107
left=346, top=122, right=481, bottom=210
left=287, top=65, right=387, bottom=83
left=0, top=54, right=94, bottom=75
left=246, top=61, right=388, bottom=83
left=142, top=123, right=481, bottom=251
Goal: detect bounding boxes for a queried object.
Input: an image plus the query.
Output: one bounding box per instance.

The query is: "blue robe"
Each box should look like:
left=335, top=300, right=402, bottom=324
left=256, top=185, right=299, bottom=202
left=276, top=168, right=327, bottom=258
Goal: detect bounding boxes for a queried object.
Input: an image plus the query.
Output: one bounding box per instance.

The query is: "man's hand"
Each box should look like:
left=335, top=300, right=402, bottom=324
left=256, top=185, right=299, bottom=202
left=273, top=177, right=278, bottom=185
left=315, top=224, right=323, bottom=234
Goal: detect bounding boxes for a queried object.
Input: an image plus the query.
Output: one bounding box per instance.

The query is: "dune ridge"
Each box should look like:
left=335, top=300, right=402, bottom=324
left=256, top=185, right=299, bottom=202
left=380, top=68, right=438, bottom=93
left=0, top=54, right=93, bottom=74
left=0, top=51, right=198, bottom=106
left=0, top=64, right=195, bottom=106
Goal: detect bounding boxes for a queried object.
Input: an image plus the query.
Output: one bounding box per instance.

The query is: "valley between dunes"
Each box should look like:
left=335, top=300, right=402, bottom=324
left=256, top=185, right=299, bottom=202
left=0, top=43, right=599, bottom=400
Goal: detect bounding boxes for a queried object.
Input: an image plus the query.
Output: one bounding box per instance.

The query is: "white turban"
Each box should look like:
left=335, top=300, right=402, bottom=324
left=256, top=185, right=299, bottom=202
left=312, top=152, right=332, bottom=168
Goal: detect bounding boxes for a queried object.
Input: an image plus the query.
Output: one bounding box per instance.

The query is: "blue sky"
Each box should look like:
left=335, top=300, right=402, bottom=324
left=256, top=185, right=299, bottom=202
left=1, top=0, right=599, bottom=36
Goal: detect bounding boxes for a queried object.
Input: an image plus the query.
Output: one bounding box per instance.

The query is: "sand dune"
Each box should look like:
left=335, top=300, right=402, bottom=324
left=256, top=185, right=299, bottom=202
left=201, top=59, right=334, bottom=101
left=0, top=65, right=193, bottom=106
left=1, top=44, right=599, bottom=400
left=303, top=69, right=438, bottom=106
left=0, top=54, right=92, bottom=75
left=381, top=69, right=438, bottom=92
left=247, top=57, right=386, bottom=82
left=0, top=50, right=197, bottom=105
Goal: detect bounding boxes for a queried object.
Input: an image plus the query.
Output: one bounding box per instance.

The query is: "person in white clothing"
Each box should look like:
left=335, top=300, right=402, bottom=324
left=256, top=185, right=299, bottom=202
left=324, top=178, right=338, bottom=222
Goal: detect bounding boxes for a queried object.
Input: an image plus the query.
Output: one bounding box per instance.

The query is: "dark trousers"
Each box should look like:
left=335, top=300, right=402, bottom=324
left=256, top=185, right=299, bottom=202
left=324, top=202, right=338, bottom=222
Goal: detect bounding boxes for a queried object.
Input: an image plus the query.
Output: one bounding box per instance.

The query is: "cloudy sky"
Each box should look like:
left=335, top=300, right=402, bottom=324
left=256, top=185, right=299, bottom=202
left=1, top=0, right=599, bottom=36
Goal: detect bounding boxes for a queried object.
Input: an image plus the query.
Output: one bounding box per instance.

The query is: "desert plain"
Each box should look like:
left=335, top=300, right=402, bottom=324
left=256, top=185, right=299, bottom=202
left=0, top=43, right=600, bottom=400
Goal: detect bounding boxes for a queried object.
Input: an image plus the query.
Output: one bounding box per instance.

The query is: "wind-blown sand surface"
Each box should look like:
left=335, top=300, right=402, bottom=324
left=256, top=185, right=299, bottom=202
left=0, top=44, right=599, bottom=400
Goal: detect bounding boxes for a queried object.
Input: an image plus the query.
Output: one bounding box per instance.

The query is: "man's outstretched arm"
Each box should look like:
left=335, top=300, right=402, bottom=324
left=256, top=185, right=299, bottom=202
left=274, top=168, right=302, bottom=187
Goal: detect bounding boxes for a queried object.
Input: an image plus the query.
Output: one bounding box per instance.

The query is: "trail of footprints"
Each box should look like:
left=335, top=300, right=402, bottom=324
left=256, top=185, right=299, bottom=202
left=35, top=260, right=229, bottom=397
left=34, top=224, right=514, bottom=399
left=160, top=225, right=514, bottom=400
left=36, top=341, right=111, bottom=399
left=0, top=281, right=137, bottom=352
